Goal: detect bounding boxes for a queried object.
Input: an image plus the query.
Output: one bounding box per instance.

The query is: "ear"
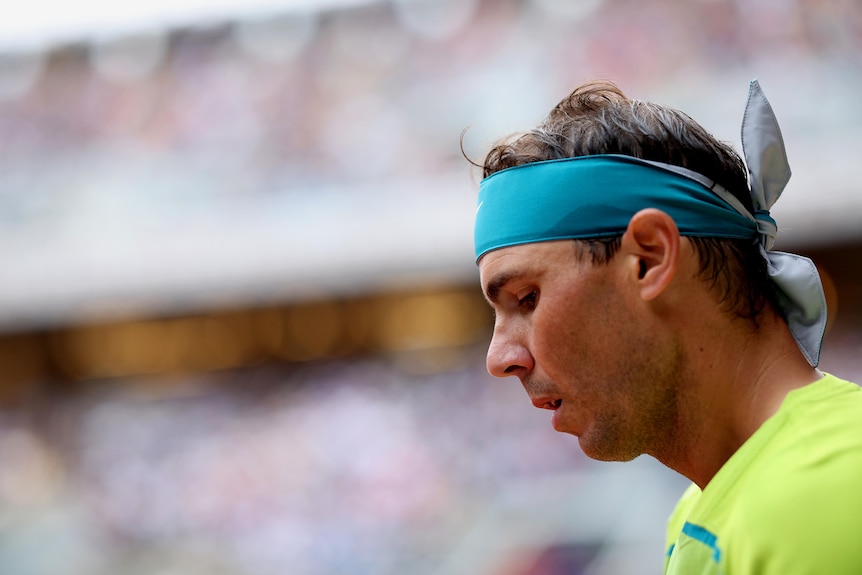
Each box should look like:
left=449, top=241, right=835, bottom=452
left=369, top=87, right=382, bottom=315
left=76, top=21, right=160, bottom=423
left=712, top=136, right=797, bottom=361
left=620, top=208, right=680, bottom=301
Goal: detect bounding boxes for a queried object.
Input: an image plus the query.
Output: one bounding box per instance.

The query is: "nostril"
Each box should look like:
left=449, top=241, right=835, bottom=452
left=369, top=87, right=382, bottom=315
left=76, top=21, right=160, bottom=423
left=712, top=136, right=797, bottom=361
left=487, top=335, right=533, bottom=378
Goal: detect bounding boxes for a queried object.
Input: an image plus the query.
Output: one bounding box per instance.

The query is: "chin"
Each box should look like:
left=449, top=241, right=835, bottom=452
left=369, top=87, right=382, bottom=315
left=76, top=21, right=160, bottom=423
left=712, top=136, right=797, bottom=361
left=577, top=436, right=640, bottom=462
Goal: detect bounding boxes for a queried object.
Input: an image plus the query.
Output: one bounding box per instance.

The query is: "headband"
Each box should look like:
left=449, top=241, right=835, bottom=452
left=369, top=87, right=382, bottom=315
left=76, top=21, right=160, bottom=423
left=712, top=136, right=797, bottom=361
left=474, top=80, right=827, bottom=367
left=474, top=154, right=757, bottom=259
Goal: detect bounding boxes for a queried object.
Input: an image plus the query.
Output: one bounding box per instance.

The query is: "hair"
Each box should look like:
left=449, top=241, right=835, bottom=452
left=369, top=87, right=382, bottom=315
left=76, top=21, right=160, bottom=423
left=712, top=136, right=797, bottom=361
left=479, top=80, right=779, bottom=323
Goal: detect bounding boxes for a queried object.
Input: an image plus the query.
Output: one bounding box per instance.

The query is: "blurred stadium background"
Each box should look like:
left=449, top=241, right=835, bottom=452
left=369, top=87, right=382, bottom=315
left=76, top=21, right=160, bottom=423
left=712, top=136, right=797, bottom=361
left=0, top=0, right=860, bottom=574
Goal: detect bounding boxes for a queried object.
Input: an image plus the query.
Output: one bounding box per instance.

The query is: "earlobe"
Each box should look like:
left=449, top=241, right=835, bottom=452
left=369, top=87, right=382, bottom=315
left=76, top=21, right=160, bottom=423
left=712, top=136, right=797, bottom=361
left=622, top=208, right=680, bottom=301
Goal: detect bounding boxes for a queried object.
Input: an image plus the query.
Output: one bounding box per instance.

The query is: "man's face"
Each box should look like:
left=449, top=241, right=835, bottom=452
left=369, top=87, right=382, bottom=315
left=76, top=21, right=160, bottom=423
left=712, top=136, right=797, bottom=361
left=478, top=240, right=683, bottom=462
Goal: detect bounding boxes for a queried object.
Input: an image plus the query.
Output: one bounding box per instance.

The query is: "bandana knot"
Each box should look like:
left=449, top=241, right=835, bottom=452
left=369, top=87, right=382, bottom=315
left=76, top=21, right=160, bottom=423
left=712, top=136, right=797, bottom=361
left=753, top=209, right=777, bottom=250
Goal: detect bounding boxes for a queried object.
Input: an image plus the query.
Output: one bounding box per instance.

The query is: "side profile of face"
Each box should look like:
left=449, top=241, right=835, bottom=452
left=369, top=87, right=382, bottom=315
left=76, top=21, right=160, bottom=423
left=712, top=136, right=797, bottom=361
left=478, top=239, right=685, bottom=462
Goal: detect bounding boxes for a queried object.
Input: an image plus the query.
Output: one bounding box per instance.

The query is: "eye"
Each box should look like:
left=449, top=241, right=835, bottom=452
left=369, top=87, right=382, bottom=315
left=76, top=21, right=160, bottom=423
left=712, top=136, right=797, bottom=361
left=518, top=290, right=538, bottom=310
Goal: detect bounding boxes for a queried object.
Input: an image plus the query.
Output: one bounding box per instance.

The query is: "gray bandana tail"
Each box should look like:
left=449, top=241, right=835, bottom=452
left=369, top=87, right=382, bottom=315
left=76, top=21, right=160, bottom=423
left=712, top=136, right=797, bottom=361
left=741, top=79, right=827, bottom=367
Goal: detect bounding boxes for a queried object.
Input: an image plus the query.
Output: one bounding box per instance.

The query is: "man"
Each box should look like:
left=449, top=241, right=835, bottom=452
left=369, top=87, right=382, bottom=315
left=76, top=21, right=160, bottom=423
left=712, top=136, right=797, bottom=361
left=472, top=80, right=862, bottom=574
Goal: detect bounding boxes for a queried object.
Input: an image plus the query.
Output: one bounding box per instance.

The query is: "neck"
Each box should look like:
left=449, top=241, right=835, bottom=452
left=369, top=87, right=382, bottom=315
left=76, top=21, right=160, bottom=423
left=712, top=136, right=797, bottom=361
left=655, top=311, right=821, bottom=490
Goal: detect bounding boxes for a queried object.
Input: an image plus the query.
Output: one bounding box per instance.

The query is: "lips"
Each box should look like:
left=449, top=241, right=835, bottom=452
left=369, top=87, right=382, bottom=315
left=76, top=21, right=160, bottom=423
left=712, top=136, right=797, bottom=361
left=531, top=397, right=562, bottom=410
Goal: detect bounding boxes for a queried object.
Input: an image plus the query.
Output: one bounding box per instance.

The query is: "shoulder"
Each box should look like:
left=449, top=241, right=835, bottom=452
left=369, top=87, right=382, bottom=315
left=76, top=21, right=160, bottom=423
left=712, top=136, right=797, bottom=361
left=728, top=374, right=862, bottom=572
left=743, top=374, right=862, bottom=506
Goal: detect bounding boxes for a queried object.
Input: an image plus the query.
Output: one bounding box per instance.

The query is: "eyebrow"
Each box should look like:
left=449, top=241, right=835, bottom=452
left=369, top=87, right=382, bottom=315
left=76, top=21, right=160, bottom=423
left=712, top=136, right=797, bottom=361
left=484, top=271, right=525, bottom=304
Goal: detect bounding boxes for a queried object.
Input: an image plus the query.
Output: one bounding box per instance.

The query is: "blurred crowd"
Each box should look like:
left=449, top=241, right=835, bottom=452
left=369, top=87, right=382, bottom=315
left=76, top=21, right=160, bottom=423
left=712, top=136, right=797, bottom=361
left=0, top=0, right=860, bottom=231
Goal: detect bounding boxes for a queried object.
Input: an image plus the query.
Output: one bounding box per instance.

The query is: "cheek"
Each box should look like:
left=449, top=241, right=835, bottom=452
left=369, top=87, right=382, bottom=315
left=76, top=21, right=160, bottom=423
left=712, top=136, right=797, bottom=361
left=532, top=299, right=592, bottom=370
left=534, top=285, right=620, bottom=373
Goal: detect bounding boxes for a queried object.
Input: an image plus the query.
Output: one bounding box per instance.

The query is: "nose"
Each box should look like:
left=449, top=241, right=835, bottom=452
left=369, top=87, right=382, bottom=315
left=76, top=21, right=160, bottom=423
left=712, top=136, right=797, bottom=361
left=486, top=322, right=534, bottom=378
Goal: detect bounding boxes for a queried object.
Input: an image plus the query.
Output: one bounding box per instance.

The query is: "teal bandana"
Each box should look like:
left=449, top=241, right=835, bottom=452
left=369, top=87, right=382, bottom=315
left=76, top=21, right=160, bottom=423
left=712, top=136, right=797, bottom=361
left=473, top=80, right=827, bottom=367
left=474, top=154, right=756, bottom=261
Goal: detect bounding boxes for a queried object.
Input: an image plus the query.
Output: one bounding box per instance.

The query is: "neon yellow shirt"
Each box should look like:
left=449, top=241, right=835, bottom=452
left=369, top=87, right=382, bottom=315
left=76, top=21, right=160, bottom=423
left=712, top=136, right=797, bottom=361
left=664, top=373, right=862, bottom=575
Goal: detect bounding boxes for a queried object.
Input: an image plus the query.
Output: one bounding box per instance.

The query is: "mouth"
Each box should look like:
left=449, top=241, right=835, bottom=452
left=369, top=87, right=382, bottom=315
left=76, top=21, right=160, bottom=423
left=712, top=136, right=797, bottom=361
left=531, top=397, right=562, bottom=410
